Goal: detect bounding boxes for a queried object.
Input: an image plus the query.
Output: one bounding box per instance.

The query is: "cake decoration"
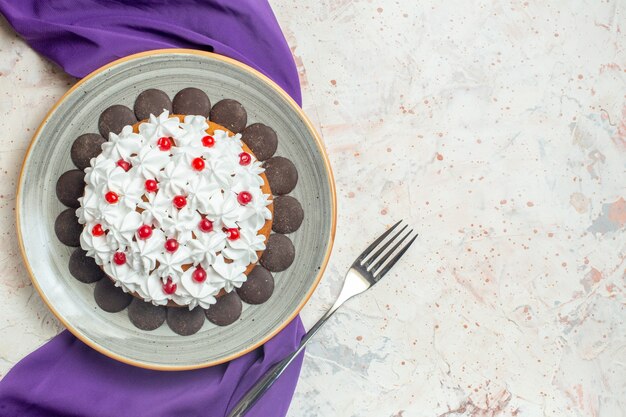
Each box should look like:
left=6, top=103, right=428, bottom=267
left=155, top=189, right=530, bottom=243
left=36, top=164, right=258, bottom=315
left=241, top=123, right=278, bottom=161
left=71, top=133, right=106, bottom=170
left=272, top=195, right=304, bottom=234
left=91, top=224, right=104, bottom=236
left=55, top=208, right=82, bottom=247
left=94, top=278, right=132, bottom=313
left=98, top=104, right=137, bottom=138
left=259, top=233, right=295, bottom=272
left=167, top=306, right=205, bottom=336
left=173, top=87, right=211, bottom=117
left=205, top=291, right=243, bottom=326
left=128, top=298, right=166, bottom=331
left=56, top=169, right=85, bottom=208
left=134, top=88, right=172, bottom=121
left=239, top=152, right=252, bottom=165
left=69, top=248, right=105, bottom=284
left=237, top=266, right=274, bottom=305
left=263, top=156, right=298, bottom=195
left=209, top=99, right=248, bottom=133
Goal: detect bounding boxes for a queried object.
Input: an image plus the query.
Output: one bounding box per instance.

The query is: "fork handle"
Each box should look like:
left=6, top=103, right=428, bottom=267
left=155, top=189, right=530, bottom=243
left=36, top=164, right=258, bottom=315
left=227, top=274, right=360, bottom=417
left=226, top=308, right=336, bottom=417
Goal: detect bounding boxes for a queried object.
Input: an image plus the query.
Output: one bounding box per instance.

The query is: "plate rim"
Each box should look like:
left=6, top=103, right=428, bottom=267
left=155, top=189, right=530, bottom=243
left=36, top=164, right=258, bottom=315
left=15, top=49, right=337, bottom=371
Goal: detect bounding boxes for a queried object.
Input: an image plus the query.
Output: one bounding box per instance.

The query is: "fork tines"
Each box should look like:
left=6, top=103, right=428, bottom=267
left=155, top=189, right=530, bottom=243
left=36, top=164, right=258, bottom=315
left=355, top=220, right=417, bottom=281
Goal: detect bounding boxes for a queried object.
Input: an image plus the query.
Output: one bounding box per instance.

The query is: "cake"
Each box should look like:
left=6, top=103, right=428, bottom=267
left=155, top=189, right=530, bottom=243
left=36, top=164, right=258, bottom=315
left=54, top=87, right=304, bottom=335
left=77, top=111, right=273, bottom=309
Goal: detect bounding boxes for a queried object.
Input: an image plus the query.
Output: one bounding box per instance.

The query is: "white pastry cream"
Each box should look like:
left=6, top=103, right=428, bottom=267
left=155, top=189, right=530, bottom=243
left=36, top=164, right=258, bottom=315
left=77, top=111, right=272, bottom=309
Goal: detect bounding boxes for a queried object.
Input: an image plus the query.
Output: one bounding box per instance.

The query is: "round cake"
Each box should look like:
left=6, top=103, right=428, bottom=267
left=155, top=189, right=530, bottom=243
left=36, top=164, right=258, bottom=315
left=54, top=87, right=303, bottom=335
left=76, top=111, right=273, bottom=309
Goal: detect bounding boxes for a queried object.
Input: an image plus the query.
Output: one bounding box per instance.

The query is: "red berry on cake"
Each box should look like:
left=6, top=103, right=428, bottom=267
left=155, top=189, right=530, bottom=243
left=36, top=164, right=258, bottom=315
left=239, top=152, right=251, bottom=166
left=237, top=191, right=253, bottom=205
left=173, top=195, right=187, bottom=209
left=226, top=228, right=240, bottom=240
left=165, top=238, right=179, bottom=252
left=145, top=179, right=158, bottom=192
left=163, top=277, right=177, bottom=294
left=91, top=224, right=104, bottom=236
left=191, top=157, right=205, bottom=171
left=116, top=159, right=131, bottom=171
left=201, top=135, right=215, bottom=147
left=157, top=136, right=172, bottom=151
left=198, top=218, right=213, bottom=232
left=192, top=267, right=207, bottom=283
left=113, top=252, right=126, bottom=265
left=105, top=191, right=119, bottom=204
left=137, top=225, right=152, bottom=239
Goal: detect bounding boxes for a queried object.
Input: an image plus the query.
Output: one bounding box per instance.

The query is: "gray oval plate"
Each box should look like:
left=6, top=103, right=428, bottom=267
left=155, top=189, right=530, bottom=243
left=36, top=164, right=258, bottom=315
left=16, top=50, right=336, bottom=370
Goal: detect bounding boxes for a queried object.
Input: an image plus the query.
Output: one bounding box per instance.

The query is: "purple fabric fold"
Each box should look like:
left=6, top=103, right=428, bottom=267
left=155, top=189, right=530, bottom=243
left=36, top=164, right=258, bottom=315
left=0, top=323, right=305, bottom=417
left=0, top=1, right=305, bottom=416
left=0, top=0, right=301, bottom=105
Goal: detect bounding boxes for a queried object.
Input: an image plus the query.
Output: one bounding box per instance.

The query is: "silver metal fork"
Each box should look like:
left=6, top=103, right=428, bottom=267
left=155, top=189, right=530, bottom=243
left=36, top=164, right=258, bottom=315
left=227, top=220, right=417, bottom=417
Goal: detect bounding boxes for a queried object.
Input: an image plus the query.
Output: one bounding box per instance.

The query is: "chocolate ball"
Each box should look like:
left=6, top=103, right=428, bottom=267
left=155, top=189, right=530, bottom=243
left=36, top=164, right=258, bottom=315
left=68, top=248, right=105, bottom=283
left=71, top=133, right=105, bottom=170
left=241, top=123, right=278, bottom=161
left=205, top=291, right=242, bottom=326
left=272, top=196, right=304, bottom=234
left=54, top=208, right=82, bottom=247
left=237, top=266, right=274, bottom=305
left=259, top=234, right=295, bottom=272
left=56, top=170, right=85, bottom=208
left=98, top=105, right=136, bottom=138
left=128, top=299, right=166, bottom=331
left=134, top=89, right=172, bottom=121
left=172, top=87, right=211, bottom=117
left=167, top=307, right=205, bottom=336
left=209, top=99, right=247, bottom=133
left=263, top=157, right=298, bottom=195
left=94, top=278, right=132, bottom=313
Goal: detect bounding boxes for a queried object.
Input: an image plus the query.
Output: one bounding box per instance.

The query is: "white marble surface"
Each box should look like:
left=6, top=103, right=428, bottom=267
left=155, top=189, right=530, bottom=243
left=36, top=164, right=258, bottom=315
left=0, top=1, right=625, bottom=416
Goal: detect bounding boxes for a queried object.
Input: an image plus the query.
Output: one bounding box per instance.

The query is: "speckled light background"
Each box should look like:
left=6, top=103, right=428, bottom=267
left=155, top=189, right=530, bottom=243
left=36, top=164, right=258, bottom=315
left=0, top=1, right=624, bottom=416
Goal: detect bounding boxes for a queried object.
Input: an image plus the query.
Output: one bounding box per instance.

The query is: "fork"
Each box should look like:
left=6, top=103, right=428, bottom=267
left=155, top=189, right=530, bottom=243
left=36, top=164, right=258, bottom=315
left=227, top=220, right=417, bottom=417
